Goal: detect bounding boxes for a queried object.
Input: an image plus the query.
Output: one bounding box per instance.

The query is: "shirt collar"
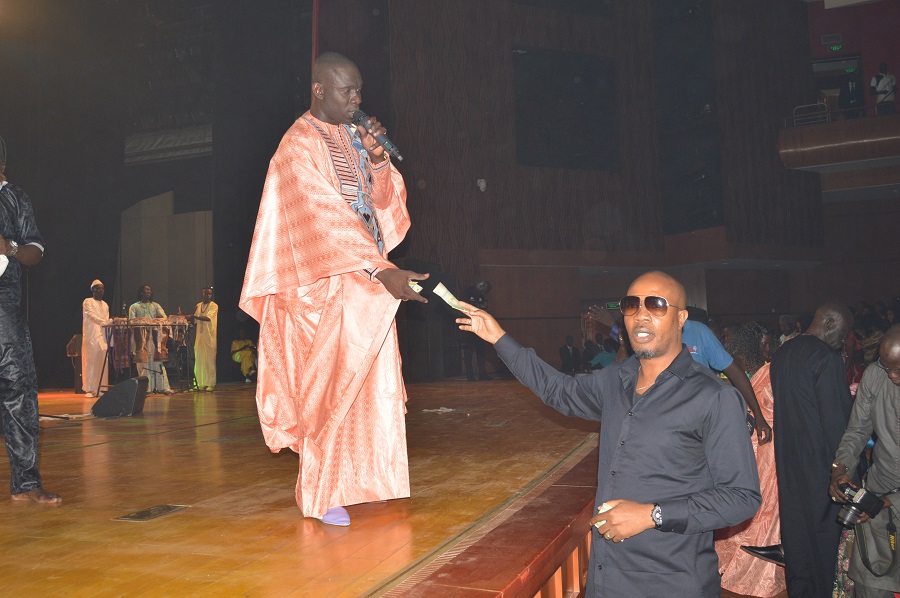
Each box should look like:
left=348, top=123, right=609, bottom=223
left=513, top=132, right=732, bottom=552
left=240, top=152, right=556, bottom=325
left=619, top=345, right=695, bottom=386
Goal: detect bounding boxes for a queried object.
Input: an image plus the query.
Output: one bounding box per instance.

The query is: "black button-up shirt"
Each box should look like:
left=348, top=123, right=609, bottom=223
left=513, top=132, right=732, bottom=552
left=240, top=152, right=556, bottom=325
left=495, top=335, right=760, bottom=598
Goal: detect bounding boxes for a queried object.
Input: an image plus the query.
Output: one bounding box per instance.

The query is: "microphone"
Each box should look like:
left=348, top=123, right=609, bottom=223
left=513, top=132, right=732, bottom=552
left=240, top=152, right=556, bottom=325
left=352, top=110, right=403, bottom=161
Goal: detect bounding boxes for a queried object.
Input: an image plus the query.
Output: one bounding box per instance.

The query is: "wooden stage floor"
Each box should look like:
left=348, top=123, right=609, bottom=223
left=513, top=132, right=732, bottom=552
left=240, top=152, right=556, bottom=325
left=0, top=380, right=785, bottom=597
left=0, top=380, right=599, bottom=596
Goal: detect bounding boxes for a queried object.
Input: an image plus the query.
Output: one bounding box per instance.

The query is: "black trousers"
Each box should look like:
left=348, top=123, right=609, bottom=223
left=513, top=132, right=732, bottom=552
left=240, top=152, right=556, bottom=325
left=0, top=302, right=43, bottom=495
left=779, top=472, right=844, bottom=597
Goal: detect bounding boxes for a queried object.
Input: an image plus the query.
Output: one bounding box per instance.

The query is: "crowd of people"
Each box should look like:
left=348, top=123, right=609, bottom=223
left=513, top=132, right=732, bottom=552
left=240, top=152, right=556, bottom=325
left=543, top=295, right=899, bottom=597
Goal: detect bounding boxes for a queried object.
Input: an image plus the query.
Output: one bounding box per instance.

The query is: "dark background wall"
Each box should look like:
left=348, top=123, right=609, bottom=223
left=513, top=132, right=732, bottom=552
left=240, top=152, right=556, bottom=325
left=390, top=0, right=663, bottom=287
left=1, top=0, right=897, bottom=386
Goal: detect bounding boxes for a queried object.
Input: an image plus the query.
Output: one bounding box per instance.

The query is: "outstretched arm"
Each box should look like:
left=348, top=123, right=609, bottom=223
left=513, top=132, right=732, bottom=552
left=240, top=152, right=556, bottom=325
left=457, top=301, right=602, bottom=421
left=722, top=361, right=771, bottom=444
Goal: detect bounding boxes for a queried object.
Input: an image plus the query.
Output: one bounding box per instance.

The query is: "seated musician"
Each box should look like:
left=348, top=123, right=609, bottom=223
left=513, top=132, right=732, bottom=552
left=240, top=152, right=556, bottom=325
left=231, top=327, right=257, bottom=383
left=128, top=284, right=175, bottom=395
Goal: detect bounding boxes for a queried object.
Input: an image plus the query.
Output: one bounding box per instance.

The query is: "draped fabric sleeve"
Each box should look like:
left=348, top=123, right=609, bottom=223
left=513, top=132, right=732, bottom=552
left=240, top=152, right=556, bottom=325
left=239, top=116, right=410, bottom=322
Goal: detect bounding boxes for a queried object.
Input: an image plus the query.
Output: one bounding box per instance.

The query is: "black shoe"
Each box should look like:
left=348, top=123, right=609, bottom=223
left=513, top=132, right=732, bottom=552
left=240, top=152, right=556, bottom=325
left=741, top=544, right=784, bottom=567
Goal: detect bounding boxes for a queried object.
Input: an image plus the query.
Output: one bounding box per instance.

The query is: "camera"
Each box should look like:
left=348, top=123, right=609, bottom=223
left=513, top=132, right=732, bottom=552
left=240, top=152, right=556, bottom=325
left=836, top=483, right=884, bottom=527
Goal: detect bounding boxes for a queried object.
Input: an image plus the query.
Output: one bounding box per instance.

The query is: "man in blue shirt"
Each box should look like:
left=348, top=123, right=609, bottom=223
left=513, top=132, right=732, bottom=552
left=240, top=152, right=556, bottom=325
left=683, top=318, right=772, bottom=445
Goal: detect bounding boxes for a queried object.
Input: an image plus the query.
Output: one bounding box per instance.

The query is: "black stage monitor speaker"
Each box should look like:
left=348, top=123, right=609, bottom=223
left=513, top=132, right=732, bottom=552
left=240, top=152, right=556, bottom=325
left=91, top=376, right=149, bottom=417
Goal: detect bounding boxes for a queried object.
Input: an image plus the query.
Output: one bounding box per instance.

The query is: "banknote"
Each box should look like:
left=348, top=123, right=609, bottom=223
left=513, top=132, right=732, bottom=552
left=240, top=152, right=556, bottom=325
left=593, top=502, right=613, bottom=528
left=408, top=280, right=423, bottom=293
left=433, top=282, right=468, bottom=313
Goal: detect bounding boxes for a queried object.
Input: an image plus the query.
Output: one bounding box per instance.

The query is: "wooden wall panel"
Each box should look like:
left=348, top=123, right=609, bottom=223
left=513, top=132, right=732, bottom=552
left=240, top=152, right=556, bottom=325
left=480, top=264, right=581, bottom=364
left=711, top=0, right=824, bottom=248
left=704, top=269, right=792, bottom=329
left=389, top=0, right=662, bottom=286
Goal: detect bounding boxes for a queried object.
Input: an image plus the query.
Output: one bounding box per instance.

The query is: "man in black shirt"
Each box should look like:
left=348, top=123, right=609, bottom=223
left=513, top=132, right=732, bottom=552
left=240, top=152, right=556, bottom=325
left=772, top=302, right=853, bottom=597
left=457, top=270, right=760, bottom=597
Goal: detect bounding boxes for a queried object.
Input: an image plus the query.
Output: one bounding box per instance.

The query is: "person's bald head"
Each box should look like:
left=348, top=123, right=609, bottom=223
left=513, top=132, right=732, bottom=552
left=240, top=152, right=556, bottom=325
left=627, top=271, right=687, bottom=310
left=806, top=302, right=853, bottom=350
left=310, top=52, right=362, bottom=125
left=880, top=325, right=900, bottom=386
left=623, top=271, right=688, bottom=364
left=312, top=52, right=357, bottom=84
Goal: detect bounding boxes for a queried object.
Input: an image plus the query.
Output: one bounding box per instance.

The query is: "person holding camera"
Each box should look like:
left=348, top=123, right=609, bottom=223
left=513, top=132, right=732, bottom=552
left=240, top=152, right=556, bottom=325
left=830, top=324, right=900, bottom=597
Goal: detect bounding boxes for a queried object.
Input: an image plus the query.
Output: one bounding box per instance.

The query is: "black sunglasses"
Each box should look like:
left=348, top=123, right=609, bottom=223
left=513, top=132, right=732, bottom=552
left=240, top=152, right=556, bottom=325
left=619, top=295, right=683, bottom=318
left=876, top=359, right=900, bottom=375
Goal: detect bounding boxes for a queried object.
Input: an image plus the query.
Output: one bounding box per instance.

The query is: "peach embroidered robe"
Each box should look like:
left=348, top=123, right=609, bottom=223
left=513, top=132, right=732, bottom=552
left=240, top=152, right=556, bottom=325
left=240, top=112, right=411, bottom=518
left=715, top=363, right=786, bottom=597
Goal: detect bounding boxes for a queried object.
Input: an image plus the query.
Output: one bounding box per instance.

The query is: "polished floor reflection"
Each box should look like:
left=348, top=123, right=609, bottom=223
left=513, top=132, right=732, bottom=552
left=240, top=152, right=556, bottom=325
left=0, top=380, right=600, bottom=596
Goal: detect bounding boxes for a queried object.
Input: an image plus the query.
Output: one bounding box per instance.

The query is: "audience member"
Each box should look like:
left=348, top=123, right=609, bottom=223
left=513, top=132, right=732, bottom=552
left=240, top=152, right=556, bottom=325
left=716, top=322, right=786, bottom=597
left=558, top=335, right=581, bottom=373
left=871, top=62, right=896, bottom=115
left=721, top=322, right=737, bottom=351
left=456, top=271, right=760, bottom=597
left=859, top=315, right=887, bottom=364
left=771, top=302, right=853, bottom=597
left=839, top=79, right=865, bottom=118
left=581, top=339, right=601, bottom=371
left=778, top=314, right=800, bottom=346
left=589, top=337, right=619, bottom=370
left=830, top=324, right=900, bottom=597
left=843, top=329, right=867, bottom=390
left=682, top=318, right=772, bottom=444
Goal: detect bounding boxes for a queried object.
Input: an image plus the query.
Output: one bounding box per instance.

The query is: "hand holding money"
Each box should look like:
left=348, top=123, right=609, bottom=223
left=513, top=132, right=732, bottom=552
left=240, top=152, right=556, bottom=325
left=376, top=268, right=429, bottom=303
left=456, top=300, right=506, bottom=344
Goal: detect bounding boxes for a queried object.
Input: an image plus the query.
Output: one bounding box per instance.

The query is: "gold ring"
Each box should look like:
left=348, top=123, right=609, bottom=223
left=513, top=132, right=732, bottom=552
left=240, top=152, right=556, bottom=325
left=605, top=533, right=611, bottom=539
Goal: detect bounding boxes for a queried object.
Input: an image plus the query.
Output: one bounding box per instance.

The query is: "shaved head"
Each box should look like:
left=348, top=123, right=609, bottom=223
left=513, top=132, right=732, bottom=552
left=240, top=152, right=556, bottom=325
left=881, top=325, right=900, bottom=386
left=313, top=52, right=357, bottom=84
left=627, top=271, right=687, bottom=310
left=883, top=325, right=900, bottom=359
left=807, top=302, right=853, bottom=350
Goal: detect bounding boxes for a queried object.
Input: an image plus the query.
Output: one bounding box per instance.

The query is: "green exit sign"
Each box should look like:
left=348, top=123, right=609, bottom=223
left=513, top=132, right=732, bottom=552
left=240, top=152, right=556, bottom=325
left=605, top=301, right=620, bottom=310
left=844, top=67, right=858, bottom=73
left=829, top=44, right=844, bottom=52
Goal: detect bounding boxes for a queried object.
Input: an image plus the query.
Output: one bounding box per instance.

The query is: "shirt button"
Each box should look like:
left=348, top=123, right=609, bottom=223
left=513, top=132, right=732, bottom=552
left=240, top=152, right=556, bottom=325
left=597, top=564, right=602, bottom=570
left=620, top=440, right=625, bottom=445
left=628, top=411, right=634, bottom=416
left=611, top=471, right=616, bottom=476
